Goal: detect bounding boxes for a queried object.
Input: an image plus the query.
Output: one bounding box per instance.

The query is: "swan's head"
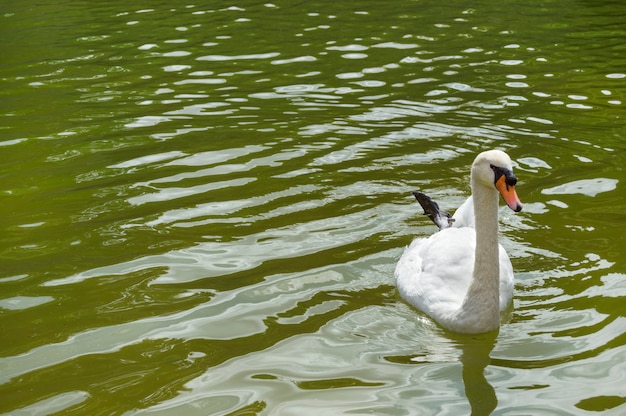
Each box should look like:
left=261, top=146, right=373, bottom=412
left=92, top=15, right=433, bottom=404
left=472, top=150, right=523, bottom=212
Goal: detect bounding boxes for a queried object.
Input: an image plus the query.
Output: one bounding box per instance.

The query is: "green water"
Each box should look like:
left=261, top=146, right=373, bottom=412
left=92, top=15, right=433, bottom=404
left=1, top=0, right=625, bottom=415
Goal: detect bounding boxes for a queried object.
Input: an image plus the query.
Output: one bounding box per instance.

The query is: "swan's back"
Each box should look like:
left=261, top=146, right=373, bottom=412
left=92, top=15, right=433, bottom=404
left=395, top=227, right=514, bottom=325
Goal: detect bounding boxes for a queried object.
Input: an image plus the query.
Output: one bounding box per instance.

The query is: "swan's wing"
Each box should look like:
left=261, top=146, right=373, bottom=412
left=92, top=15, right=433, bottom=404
left=411, top=191, right=455, bottom=230
left=395, top=228, right=476, bottom=320
left=452, top=197, right=475, bottom=229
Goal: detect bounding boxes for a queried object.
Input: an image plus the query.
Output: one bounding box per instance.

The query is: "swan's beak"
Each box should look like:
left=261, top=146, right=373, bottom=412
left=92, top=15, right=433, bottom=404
left=495, top=175, right=523, bottom=212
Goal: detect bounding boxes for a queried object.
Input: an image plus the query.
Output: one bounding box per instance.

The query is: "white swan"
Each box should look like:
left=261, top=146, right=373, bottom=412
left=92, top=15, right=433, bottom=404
left=395, top=150, right=523, bottom=334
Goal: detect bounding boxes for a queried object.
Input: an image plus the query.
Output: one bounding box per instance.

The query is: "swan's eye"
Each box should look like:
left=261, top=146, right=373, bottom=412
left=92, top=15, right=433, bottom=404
left=490, top=164, right=517, bottom=186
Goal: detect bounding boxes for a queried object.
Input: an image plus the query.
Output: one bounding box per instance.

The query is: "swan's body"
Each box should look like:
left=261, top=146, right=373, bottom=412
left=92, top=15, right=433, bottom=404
left=395, top=150, right=522, bottom=334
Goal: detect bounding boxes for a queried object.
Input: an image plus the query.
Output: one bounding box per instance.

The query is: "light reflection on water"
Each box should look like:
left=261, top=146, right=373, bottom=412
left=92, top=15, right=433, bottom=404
left=1, top=0, right=626, bottom=415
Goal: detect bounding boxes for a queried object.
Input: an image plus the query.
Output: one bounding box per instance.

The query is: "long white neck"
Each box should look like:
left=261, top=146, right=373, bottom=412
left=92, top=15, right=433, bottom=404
left=455, top=174, right=501, bottom=333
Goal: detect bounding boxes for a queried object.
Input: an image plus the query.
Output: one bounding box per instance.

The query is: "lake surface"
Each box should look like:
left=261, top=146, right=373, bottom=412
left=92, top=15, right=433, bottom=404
left=2, top=0, right=625, bottom=414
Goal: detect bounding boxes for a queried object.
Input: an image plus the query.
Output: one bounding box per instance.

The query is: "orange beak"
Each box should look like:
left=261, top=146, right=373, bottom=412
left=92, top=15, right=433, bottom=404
left=495, top=175, right=523, bottom=212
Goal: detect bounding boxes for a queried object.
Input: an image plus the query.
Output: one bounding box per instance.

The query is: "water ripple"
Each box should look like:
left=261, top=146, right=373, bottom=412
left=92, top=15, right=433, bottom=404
left=2, top=0, right=626, bottom=414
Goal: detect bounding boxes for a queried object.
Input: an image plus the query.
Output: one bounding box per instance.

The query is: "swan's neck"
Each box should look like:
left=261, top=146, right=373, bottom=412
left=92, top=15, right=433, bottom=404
left=457, top=176, right=501, bottom=332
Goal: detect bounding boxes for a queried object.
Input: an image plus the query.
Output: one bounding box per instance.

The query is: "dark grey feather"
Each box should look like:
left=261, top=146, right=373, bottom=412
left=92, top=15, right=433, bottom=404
left=411, top=191, right=455, bottom=230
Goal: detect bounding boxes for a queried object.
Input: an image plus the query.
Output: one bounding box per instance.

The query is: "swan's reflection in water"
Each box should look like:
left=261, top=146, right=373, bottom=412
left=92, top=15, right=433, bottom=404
left=385, top=330, right=498, bottom=415
left=458, top=332, right=498, bottom=416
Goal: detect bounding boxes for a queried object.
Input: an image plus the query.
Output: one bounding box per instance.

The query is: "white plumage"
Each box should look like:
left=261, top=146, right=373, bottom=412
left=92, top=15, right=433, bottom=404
left=395, top=150, right=522, bottom=334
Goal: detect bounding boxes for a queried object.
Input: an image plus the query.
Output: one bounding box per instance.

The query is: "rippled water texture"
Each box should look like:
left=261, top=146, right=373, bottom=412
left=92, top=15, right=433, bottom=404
left=2, top=1, right=626, bottom=415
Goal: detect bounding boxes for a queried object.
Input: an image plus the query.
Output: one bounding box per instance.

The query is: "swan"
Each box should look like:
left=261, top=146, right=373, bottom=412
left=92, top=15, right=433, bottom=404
left=394, top=150, right=523, bottom=334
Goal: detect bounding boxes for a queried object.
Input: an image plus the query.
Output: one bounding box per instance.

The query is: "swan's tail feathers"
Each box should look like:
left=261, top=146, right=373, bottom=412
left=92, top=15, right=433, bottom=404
left=411, top=191, right=455, bottom=230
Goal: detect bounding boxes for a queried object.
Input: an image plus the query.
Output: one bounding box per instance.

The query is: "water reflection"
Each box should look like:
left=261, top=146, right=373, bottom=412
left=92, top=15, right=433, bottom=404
left=385, top=331, right=498, bottom=415
left=459, top=334, right=498, bottom=416
left=2, top=0, right=626, bottom=414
